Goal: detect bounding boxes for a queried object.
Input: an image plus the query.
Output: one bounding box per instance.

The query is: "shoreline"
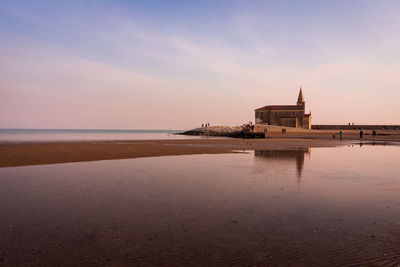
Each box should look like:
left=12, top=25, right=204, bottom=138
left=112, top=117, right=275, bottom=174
left=1, top=136, right=399, bottom=168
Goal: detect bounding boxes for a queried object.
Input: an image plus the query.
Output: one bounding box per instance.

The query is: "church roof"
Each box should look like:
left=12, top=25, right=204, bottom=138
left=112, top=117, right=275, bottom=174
left=255, top=105, right=303, bottom=111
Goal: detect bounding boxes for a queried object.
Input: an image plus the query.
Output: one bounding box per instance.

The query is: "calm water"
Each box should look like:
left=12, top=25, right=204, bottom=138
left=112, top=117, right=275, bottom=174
left=0, top=145, right=399, bottom=266
left=0, top=128, right=204, bottom=141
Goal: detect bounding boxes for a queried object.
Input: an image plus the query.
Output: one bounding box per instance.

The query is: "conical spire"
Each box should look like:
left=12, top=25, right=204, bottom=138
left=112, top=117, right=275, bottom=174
left=297, top=86, right=304, bottom=105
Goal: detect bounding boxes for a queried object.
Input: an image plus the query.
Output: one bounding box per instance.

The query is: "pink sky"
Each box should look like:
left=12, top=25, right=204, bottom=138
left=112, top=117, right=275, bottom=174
left=1, top=1, right=399, bottom=129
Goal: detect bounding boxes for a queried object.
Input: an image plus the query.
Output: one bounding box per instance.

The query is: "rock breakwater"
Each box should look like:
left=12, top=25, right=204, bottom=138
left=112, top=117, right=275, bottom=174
left=180, top=126, right=244, bottom=137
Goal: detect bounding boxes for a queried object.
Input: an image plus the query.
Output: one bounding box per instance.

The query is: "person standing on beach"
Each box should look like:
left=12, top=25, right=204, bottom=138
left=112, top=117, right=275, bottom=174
left=339, top=130, right=343, bottom=140
left=359, top=130, right=364, bottom=139
left=372, top=129, right=376, bottom=137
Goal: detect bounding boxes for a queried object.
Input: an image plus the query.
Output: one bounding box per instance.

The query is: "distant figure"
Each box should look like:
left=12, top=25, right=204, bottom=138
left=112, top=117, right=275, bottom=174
left=348, top=122, right=351, bottom=126
left=202, top=124, right=204, bottom=127
left=359, top=130, right=364, bottom=139
left=333, top=134, right=336, bottom=139
left=282, top=128, right=286, bottom=134
left=339, top=130, right=343, bottom=140
left=372, top=129, right=376, bottom=137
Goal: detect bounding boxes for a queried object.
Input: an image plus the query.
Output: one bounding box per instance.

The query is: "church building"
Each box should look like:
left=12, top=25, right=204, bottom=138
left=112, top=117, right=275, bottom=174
left=255, top=88, right=311, bottom=129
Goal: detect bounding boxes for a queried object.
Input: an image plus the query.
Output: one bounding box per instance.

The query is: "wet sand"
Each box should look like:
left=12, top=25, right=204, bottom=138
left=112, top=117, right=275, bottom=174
left=1, top=132, right=400, bottom=167
left=0, top=138, right=350, bottom=168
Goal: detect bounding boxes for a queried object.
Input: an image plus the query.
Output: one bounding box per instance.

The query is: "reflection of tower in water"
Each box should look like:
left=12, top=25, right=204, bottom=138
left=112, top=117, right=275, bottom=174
left=254, top=148, right=311, bottom=180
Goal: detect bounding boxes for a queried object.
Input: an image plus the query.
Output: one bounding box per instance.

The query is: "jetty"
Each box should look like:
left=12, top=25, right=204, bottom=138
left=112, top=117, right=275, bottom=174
left=180, top=124, right=309, bottom=138
left=180, top=124, right=400, bottom=139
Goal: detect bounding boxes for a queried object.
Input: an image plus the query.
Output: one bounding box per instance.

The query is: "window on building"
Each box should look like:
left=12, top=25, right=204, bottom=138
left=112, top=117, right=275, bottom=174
left=260, top=112, right=264, bottom=119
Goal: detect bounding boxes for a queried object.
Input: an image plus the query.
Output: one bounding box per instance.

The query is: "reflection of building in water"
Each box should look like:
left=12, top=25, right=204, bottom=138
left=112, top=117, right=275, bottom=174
left=254, top=149, right=311, bottom=178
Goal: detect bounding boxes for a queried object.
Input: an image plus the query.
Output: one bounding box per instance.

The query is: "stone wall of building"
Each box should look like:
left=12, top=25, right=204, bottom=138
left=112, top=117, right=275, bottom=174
left=256, top=110, right=305, bottom=126
left=312, top=125, right=400, bottom=130
left=281, top=117, right=297, bottom=127
left=302, top=117, right=311, bottom=129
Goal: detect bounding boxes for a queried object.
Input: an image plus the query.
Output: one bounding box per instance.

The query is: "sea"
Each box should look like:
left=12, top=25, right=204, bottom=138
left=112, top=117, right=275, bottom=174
left=0, top=128, right=204, bottom=142
left=0, top=144, right=399, bottom=265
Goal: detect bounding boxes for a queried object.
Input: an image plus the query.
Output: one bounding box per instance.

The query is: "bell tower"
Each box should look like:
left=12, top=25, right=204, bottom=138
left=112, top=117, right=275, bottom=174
left=297, top=86, right=305, bottom=110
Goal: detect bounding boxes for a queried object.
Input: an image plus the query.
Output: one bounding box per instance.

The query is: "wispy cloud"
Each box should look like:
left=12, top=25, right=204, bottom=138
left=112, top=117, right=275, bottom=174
left=0, top=1, right=399, bottom=128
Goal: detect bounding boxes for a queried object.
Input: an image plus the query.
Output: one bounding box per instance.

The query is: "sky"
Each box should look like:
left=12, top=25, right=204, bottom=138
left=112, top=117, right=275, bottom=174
left=0, top=0, right=399, bottom=129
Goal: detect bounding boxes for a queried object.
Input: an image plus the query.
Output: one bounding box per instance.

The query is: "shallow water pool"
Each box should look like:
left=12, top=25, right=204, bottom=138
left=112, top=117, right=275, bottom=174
left=0, top=144, right=399, bottom=266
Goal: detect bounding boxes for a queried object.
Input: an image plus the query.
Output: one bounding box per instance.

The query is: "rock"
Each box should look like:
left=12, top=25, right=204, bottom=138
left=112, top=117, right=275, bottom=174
left=180, top=125, right=243, bottom=137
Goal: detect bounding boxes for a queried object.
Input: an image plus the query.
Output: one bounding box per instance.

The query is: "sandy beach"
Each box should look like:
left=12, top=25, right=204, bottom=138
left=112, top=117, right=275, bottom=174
left=2, top=133, right=400, bottom=266
left=1, top=132, right=399, bottom=168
